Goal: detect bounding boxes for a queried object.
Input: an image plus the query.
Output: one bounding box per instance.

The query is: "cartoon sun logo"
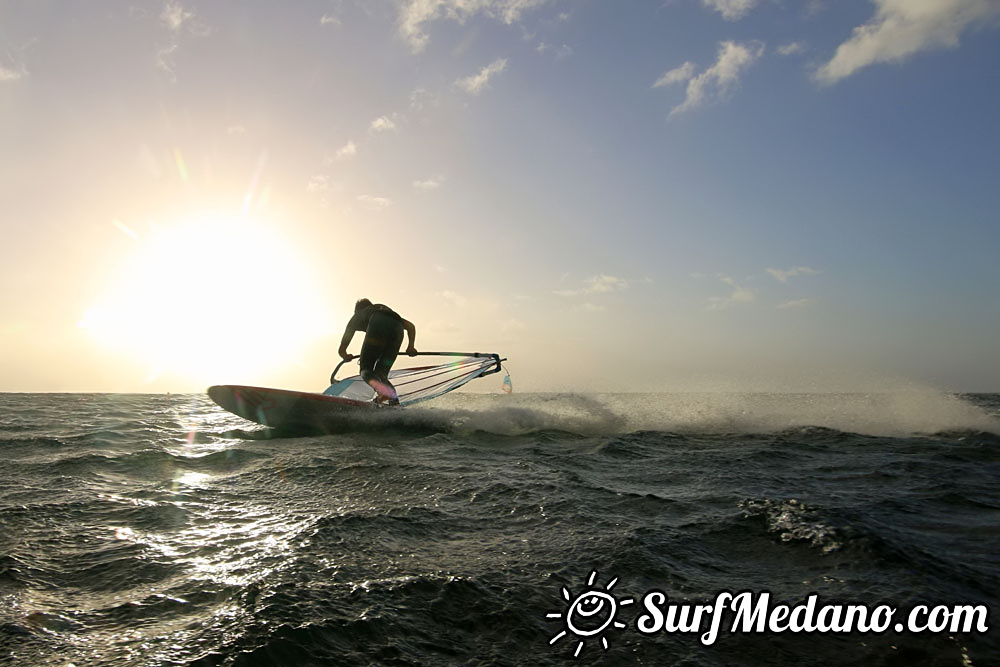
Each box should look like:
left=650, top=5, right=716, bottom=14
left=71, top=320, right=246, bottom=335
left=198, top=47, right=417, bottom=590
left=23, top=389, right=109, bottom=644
left=547, top=570, right=634, bottom=657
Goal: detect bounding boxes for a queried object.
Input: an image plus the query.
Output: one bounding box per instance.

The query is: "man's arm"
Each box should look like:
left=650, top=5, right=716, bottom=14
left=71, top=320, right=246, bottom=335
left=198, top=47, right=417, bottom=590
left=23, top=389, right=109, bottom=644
left=401, top=319, right=417, bottom=355
left=338, top=321, right=357, bottom=361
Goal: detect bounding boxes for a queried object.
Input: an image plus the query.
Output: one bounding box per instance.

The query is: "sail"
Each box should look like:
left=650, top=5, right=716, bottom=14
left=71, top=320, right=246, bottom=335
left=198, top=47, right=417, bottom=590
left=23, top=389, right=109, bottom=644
left=324, top=352, right=505, bottom=407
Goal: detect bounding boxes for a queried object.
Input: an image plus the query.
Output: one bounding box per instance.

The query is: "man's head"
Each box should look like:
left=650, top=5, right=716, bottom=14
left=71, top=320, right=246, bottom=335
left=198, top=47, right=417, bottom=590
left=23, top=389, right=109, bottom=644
left=355, top=298, right=373, bottom=312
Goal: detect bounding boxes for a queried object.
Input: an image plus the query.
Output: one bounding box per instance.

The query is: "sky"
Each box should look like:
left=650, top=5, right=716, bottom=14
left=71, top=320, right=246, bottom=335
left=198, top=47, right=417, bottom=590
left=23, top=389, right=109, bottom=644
left=2, top=0, right=999, bottom=394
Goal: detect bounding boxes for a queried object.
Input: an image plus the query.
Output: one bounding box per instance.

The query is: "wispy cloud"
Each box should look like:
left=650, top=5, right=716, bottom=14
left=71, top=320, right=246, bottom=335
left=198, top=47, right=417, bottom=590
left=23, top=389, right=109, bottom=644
left=653, top=61, right=696, bottom=88
left=0, top=41, right=30, bottom=83
left=709, top=275, right=755, bottom=310
left=536, top=42, right=573, bottom=59
left=456, top=58, right=509, bottom=95
left=409, top=88, right=439, bottom=112
left=413, top=178, right=443, bottom=191
left=160, top=1, right=210, bottom=37
left=398, top=0, right=552, bottom=53
left=0, top=64, right=26, bottom=82
left=554, top=274, right=629, bottom=297
left=157, top=2, right=210, bottom=81
left=777, top=298, right=814, bottom=309
left=777, top=41, right=806, bottom=56
left=584, top=274, right=628, bottom=293
left=370, top=114, right=399, bottom=133
left=766, top=266, right=820, bottom=283
left=576, top=303, right=605, bottom=313
left=358, top=194, right=392, bottom=210
left=161, top=2, right=194, bottom=32
left=307, top=175, right=331, bottom=193
left=155, top=44, right=180, bottom=80
left=701, top=0, right=760, bottom=21
left=815, top=0, right=1000, bottom=84
left=437, top=290, right=468, bottom=307
left=805, top=0, right=826, bottom=18
left=335, top=141, right=358, bottom=160
left=307, top=174, right=338, bottom=207
left=655, top=40, right=765, bottom=116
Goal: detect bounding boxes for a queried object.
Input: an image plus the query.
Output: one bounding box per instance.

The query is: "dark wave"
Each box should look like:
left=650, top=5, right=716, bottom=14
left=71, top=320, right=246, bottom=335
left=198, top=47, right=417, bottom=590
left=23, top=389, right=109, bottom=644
left=3, top=393, right=999, bottom=666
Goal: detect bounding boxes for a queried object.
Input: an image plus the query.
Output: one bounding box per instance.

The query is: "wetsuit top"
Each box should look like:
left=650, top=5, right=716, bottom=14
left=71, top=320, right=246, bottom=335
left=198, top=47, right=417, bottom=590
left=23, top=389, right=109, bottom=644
left=343, top=304, right=402, bottom=336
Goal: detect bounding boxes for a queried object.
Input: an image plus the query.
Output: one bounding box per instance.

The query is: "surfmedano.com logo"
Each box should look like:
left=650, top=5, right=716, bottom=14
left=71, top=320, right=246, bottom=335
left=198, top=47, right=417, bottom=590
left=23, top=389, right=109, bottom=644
left=545, top=571, right=991, bottom=658
left=546, top=571, right=635, bottom=657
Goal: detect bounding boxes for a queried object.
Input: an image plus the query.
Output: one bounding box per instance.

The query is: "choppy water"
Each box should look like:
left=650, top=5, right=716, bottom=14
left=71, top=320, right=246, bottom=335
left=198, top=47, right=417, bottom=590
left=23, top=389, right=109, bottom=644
left=1, top=390, right=998, bottom=666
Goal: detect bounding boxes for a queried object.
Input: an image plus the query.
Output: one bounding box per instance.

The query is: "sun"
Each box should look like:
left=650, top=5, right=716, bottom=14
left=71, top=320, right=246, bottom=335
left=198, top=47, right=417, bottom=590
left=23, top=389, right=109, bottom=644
left=79, top=211, right=334, bottom=386
left=547, top=571, right=634, bottom=658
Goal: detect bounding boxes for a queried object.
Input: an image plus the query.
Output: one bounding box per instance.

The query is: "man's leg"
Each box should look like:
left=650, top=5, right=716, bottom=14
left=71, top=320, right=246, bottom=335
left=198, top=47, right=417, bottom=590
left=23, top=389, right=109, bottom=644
left=360, top=314, right=404, bottom=401
left=370, top=327, right=403, bottom=402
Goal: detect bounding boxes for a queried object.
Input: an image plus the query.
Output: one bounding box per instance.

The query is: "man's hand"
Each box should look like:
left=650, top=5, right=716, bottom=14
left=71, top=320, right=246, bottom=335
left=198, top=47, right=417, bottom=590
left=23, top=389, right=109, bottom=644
left=406, top=346, right=418, bottom=356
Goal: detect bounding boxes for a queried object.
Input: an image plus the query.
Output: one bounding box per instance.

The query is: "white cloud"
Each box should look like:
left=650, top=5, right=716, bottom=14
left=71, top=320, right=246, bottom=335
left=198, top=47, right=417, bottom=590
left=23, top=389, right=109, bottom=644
left=157, top=2, right=210, bottom=81
left=815, top=0, right=1000, bottom=84
left=709, top=275, right=755, bottom=310
left=701, top=0, right=760, bottom=21
left=554, top=274, right=628, bottom=297
left=652, top=61, right=696, bottom=88
left=456, top=58, right=509, bottom=95
left=160, top=1, right=209, bottom=35
left=161, top=2, right=193, bottom=32
left=358, top=194, right=392, bottom=210
left=336, top=141, right=358, bottom=159
left=370, top=115, right=398, bottom=133
left=0, top=64, right=26, bottom=82
left=656, top=41, right=765, bottom=116
left=777, top=298, right=814, bottom=309
left=398, top=0, right=552, bottom=52
left=766, top=266, right=820, bottom=283
left=320, top=14, right=341, bottom=26
left=413, top=178, right=443, bottom=191
left=777, top=41, right=806, bottom=56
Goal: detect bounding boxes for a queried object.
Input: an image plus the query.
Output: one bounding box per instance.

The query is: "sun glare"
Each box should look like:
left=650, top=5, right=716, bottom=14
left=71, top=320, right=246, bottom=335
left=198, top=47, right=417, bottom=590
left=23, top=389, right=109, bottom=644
left=80, top=213, right=333, bottom=385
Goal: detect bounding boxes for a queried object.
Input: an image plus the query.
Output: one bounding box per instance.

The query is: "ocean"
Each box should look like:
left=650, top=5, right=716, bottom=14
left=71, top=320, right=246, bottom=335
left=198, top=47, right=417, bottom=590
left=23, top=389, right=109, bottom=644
left=1, top=390, right=998, bottom=666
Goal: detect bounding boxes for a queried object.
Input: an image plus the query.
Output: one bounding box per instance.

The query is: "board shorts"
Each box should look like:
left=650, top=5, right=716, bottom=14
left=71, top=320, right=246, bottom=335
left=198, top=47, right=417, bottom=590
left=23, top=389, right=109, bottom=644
left=359, top=310, right=404, bottom=385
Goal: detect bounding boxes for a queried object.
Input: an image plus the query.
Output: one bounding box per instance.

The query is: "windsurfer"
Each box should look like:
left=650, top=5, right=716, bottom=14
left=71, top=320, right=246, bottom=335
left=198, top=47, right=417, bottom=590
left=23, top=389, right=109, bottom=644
left=338, top=299, right=417, bottom=405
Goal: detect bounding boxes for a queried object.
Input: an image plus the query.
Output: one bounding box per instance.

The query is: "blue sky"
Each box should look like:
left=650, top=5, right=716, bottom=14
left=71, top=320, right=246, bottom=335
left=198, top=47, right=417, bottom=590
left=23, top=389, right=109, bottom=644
left=2, top=0, right=999, bottom=393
